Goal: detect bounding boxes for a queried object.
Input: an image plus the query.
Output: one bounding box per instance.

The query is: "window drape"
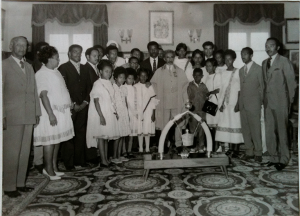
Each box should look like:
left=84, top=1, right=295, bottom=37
left=32, top=4, right=108, bottom=51
left=214, top=4, right=284, bottom=50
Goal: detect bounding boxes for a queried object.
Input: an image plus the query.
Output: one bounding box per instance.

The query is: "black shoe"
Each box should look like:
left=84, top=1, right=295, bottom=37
left=17, top=186, right=34, bottom=192
left=240, top=154, right=254, bottom=161
left=262, top=161, right=277, bottom=167
left=275, top=163, right=287, bottom=171
left=254, top=156, right=262, bottom=162
left=4, top=190, right=21, bottom=198
left=35, top=164, right=44, bottom=174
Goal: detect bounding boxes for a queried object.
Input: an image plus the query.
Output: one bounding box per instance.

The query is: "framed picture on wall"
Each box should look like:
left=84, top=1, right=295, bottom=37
left=149, top=11, right=174, bottom=45
left=286, top=19, right=299, bottom=43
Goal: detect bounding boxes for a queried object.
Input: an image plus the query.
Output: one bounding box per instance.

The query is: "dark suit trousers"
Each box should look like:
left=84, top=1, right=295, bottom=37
left=265, top=106, right=290, bottom=164
left=240, top=109, right=262, bottom=156
left=3, top=124, right=33, bottom=191
left=61, top=106, right=88, bottom=167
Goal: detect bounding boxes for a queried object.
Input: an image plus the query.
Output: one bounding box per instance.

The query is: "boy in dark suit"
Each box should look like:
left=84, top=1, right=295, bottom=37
left=58, top=44, right=92, bottom=170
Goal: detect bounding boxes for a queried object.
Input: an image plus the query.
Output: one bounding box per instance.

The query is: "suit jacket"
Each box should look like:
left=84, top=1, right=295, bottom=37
left=58, top=61, right=91, bottom=104
left=262, top=54, right=297, bottom=109
left=239, top=62, right=264, bottom=111
left=140, top=57, right=165, bottom=80
left=2, top=56, right=41, bottom=125
left=83, top=62, right=100, bottom=85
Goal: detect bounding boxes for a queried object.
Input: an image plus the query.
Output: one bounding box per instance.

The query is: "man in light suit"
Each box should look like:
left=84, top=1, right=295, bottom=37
left=2, top=36, right=41, bottom=198
left=262, top=38, right=297, bottom=171
left=238, top=47, right=264, bottom=162
left=140, top=41, right=165, bottom=80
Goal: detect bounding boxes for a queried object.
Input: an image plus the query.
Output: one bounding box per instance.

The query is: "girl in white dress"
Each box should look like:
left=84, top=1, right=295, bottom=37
left=214, top=50, right=227, bottom=74
left=215, top=50, right=244, bottom=157
left=135, top=68, right=159, bottom=153
left=112, top=67, right=131, bottom=164
left=205, top=58, right=222, bottom=152
left=86, top=60, right=119, bottom=167
left=123, top=68, right=138, bottom=157
left=174, top=43, right=192, bottom=71
left=34, top=46, right=74, bottom=180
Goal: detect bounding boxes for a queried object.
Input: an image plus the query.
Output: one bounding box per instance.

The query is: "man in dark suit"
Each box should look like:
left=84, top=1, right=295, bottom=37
left=58, top=44, right=92, bottom=170
left=2, top=36, right=41, bottom=197
left=140, top=41, right=165, bottom=80
left=83, top=47, right=100, bottom=165
left=238, top=47, right=264, bottom=162
left=262, top=38, right=297, bottom=171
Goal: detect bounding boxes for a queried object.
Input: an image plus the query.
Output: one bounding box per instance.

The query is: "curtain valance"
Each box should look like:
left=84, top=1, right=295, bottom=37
left=214, top=4, right=285, bottom=26
left=32, top=4, right=108, bottom=27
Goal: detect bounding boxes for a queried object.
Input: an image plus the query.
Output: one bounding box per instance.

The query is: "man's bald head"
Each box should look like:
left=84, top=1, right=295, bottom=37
left=9, top=36, right=28, bottom=59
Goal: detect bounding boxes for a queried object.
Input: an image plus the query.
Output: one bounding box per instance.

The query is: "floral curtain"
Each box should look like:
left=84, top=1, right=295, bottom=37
left=214, top=4, right=284, bottom=50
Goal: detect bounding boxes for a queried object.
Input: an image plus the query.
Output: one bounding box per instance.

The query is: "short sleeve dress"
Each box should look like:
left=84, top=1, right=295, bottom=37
left=86, top=79, right=120, bottom=148
left=113, top=83, right=131, bottom=137
left=34, top=65, right=74, bottom=146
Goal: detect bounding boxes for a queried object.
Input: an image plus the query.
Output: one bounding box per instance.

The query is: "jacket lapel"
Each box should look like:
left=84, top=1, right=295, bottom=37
left=8, top=56, right=27, bottom=83
left=245, top=62, right=255, bottom=78
left=267, top=54, right=280, bottom=82
left=68, top=61, right=80, bottom=77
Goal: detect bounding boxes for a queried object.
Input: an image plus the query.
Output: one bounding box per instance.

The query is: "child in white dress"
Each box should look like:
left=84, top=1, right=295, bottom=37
left=123, top=68, right=138, bottom=157
left=112, top=67, right=131, bottom=164
left=86, top=60, right=119, bottom=167
left=135, top=68, right=159, bottom=153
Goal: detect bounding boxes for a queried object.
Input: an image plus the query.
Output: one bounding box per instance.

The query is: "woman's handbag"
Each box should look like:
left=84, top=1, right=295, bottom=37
left=202, top=99, right=218, bottom=116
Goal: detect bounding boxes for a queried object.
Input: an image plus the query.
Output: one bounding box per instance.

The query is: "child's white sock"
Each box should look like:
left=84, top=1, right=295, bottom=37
left=138, top=135, right=144, bottom=152
left=145, top=135, right=150, bottom=152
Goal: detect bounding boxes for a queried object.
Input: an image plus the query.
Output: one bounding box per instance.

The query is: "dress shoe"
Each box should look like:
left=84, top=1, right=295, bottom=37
left=54, top=171, right=65, bottom=176
left=275, top=163, right=287, bottom=171
left=35, top=164, right=44, bottom=174
left=4, top=190, right=21, bottom=198
left=254, top=156, right=262, bottom=162
left=262, top=161, right=277, bottom=167
left=43, top=169, right=61, bottom=180
left=240, top=154, right=254, bottom=161
left=17, top=186, right=34, bottom=192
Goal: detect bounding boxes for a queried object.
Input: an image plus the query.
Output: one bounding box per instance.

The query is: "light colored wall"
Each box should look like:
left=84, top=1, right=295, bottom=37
left=1, top=2, right=299, bottom=52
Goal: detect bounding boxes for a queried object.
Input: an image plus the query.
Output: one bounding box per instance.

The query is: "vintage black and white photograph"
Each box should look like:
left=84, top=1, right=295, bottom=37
left=1, top=1, right=299, bottom=215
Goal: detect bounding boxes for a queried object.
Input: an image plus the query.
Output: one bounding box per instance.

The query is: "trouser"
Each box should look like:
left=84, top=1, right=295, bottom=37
left=33, top=145, right=43, bottom=165
left=240, top=108, right=262, bottom=156
left=265, top=106, right=290, bottom=164
left=164, top=108, right=186, bottom=147
left=3, top=124, right=33, bottom=191
left=61, top=106, right=88, bottom=168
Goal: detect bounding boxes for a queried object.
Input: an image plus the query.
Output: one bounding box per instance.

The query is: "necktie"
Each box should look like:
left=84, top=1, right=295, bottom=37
left=153, top=59, right=157, bottom=73
left=75, top=63, right=80, bottom=74
left=244, top=65, right=248, bottom=76
left=20, top=60, right=24, bottom=69
left=267, top=57, right=272, bottom=70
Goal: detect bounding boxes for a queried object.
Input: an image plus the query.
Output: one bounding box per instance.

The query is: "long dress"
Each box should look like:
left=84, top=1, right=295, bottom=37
left=86, top=79, right=120, bottom=148
left=34, top=66, right=74, bottom=146
left=124, top=83, right=139, bottom=136
left=113, top=83, right=131, bottom=137
left=205, top=71, right=222, bottom=127
left=135, top=82, right=159, bottom=135
left=215, top=68, right=244, bottom=143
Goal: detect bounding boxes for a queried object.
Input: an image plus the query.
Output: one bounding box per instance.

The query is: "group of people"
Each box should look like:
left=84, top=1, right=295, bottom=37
left=2, top=36, right=297, bottom=198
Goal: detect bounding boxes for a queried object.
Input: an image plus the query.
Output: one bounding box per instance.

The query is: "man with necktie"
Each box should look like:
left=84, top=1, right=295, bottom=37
left=262, top=38, right=297, bottom=170
left=59, top=44, right=92, bottom=170
left=2, top=36, right=41, bottom=197
left=140, top=41, right=165, bottom=80
left=238, top=47, right=264, bottom=162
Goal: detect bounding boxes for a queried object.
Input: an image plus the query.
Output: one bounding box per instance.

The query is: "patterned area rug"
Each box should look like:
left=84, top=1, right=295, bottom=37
left=3, top=154, right=299, bottom=216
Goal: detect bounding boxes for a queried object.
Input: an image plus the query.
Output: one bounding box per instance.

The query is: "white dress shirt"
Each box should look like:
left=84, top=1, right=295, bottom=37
left=270, top=53, right=278, bottom=66
left=244, top=61, right=253, bottom=74
left=88, top=61, right=99, bottom=76
left=150, top=57, right=158, bottom=71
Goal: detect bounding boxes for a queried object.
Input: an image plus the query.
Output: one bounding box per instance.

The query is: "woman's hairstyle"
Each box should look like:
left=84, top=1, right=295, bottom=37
left=214, top=49, right=224, bottom=59
left=175, top=43, right=188, bottom=53
left=190, top=49, right=205, bottom=67
left=126, top=68, right=137, bottom=80
left=205, top=58, right=218, bottom=67
left=224, top=49, right=237, bottom=60
left=113, top=66, right=127, bottom=79
left=38, top=46, right=58, bottom=64
left=137, top=67, right=150, bottom=77
left=97, top=59, right=112, bottom=71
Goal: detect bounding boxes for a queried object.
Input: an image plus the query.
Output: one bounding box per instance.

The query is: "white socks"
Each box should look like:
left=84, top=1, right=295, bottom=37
left=138, top=135, right=150, bottom=152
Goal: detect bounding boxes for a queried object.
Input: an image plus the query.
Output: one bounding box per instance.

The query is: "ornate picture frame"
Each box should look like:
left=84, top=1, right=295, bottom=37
left=149, top=11, right=174, bottom=45
left=286, top=18, right=299, bottom=44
